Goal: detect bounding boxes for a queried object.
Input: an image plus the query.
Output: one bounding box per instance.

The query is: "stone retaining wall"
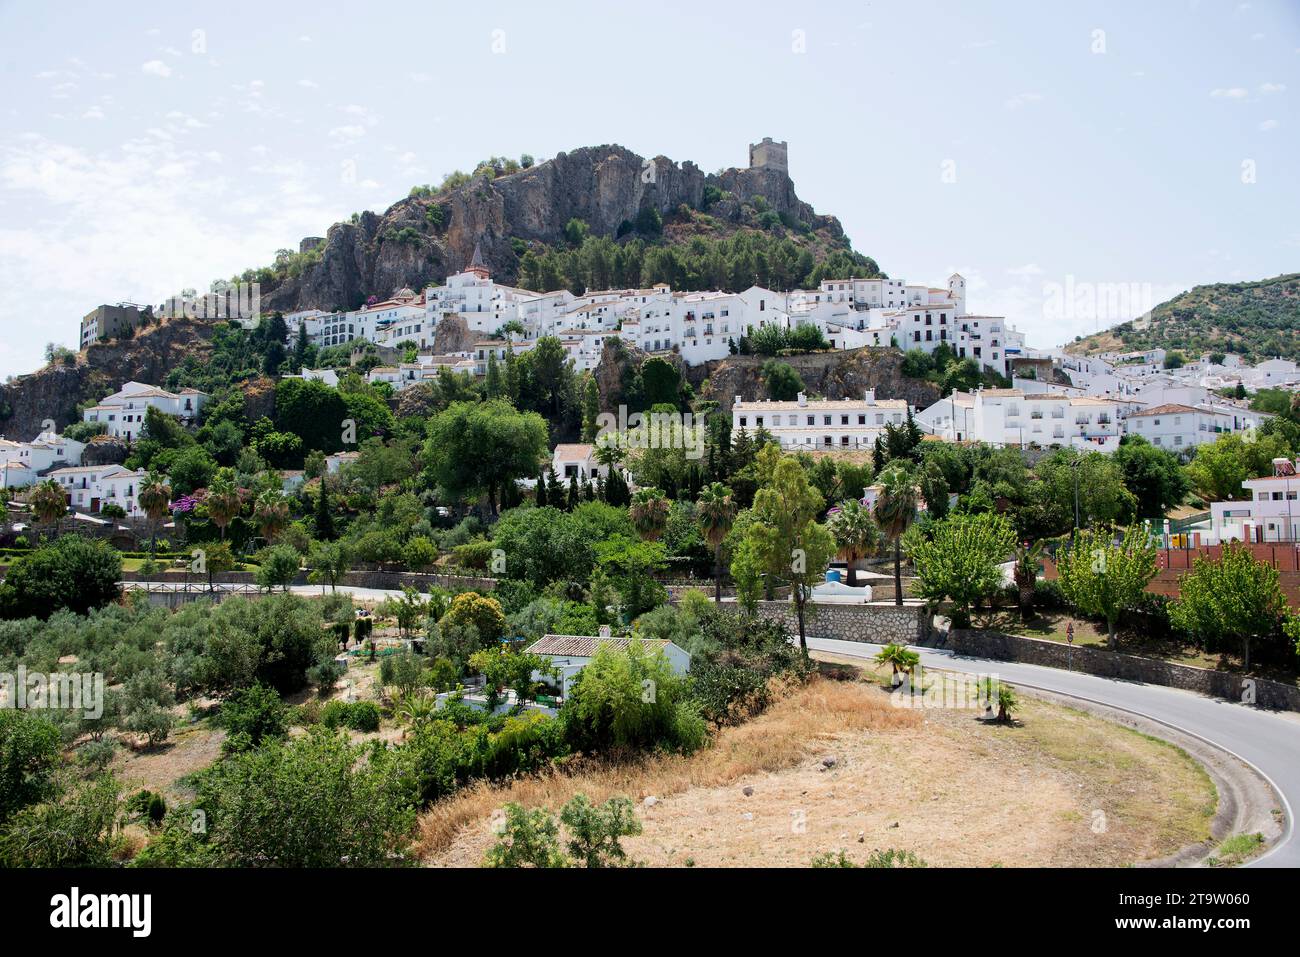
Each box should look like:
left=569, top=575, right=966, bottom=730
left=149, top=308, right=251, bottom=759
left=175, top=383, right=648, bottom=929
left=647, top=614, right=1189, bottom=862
left=750, top=600, right=931, bottom=646
left=949, top=628, right=1300, bottom=712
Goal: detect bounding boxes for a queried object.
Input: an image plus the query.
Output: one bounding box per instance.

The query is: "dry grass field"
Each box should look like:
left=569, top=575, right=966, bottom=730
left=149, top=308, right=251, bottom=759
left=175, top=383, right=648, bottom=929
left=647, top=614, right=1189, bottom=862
left=420, top=662, right=1216, bottom=868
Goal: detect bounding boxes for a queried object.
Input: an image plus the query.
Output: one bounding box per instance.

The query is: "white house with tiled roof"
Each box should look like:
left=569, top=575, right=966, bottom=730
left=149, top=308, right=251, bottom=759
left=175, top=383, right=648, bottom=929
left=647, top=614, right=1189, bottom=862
left=551, top=443, right=607, bottom=483
left=915, top=387, right=1125, bottom=451
left=732, top=391, right=909, bottom=450
left=0, top=431, right=85, bottom=482
left=526, top=628, right=691, bottom=698
left=81, top=381, right=209, bottom=441
left=46, top=464, right=147, bottom=516
left=1124, top=402, right=1265, bottom=453
left=325, top=451, right=362, bottom=475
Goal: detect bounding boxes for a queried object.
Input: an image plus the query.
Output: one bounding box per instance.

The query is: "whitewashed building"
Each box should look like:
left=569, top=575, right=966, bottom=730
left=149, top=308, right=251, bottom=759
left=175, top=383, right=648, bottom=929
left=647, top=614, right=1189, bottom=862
left=45, top=464, right=147, bottom=516
left=1209, top=458, right=1300, bottom=543
left=525, top=630, right=691, bottom=699
left=732, top=391, right=909, bottom=450
left=916, top=388, right=1125, bottom=451
left=1124, top=402, right=1265, bottom=453
left=81, top=382, right=209, bottom=441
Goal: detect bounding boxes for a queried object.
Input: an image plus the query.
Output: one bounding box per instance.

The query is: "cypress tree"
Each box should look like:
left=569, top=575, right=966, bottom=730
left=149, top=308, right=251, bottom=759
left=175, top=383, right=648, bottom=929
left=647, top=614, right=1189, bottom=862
left=315, top=484, right=334, bottom=540
left=536, top=470, right=548, bottom=507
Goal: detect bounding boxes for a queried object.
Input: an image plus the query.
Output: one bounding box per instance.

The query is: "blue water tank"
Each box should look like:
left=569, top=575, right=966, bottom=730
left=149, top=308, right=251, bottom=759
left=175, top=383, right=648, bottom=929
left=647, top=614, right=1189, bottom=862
left=825, top=569, right=841, bottom=583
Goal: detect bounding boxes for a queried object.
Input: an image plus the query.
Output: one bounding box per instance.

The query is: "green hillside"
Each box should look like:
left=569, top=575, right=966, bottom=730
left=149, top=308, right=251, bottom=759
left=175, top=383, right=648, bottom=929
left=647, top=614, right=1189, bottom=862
left=1068, top=273, right=1300, bottom=361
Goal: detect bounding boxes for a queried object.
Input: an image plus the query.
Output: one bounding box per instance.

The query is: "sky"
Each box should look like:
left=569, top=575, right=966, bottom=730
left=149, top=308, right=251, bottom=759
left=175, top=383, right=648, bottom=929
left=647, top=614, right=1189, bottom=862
left=0, top=0, right=1296, bottom=380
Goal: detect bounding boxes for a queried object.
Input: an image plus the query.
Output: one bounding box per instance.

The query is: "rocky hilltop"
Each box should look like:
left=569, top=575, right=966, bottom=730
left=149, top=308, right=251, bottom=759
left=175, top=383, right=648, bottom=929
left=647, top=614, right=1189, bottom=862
left=260, top=144, right=863, bottom=314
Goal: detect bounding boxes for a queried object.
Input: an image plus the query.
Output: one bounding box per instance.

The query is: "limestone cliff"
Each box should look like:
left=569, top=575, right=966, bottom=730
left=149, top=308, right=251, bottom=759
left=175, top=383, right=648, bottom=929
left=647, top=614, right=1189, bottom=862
left=259, top=144, right=863, bottom=314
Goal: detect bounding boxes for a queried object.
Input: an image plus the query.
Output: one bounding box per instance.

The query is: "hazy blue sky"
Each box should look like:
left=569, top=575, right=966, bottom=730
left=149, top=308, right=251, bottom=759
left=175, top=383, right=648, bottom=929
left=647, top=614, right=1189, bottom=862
left=1, top=0, right=1296, bottom=378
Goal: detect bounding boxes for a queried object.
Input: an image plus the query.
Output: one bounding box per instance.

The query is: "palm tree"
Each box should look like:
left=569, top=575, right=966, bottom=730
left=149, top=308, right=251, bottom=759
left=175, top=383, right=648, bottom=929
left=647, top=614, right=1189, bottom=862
left=28, top=479, right=67, bottom=542
left=826, top=498, right=880, bottom=588
left=1012, top=540, right=1042, bottom=622
left=696, top=482, right=736, bottom=603
left=205, top=470, right=242, bottom=540
left=873, top=466, right=920, bottom=607
left=629, top=487, right=670, bottom=542
left=874, top=643, right=920, bottom=688
left=254, top=488, right=290, bottom=544
left=137, top=472, right=172, bottom=557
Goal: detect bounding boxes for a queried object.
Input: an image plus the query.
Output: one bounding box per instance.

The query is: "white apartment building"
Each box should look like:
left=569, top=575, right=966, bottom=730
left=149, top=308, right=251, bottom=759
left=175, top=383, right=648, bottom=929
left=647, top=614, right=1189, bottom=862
left=732, top=390, right=909, bottom=450
left=0, top=431, right=86, bottom=486
left=424, top=247, right=539, bottom=337
left=1124, top=402, right=1266, bottom=453
left=916, top=388, right=1125, bottom=451
left=46, top=464, right=148, bottom=517
left=1209, top=458, right=1300, bottom=543
left=82, top=381, right=209, bottom=441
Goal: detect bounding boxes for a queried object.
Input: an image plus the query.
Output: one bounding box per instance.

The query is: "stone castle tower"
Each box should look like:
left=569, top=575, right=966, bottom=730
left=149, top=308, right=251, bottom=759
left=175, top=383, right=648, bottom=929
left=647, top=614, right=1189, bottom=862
left=748, top=137, right=788, bottom=173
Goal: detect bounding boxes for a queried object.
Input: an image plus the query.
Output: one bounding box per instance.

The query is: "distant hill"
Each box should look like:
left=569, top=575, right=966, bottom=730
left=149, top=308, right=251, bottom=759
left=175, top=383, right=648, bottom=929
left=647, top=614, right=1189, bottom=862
left=241, top=143, right=882, bottom=314
left=1067, top=273, right=1300, bottom=361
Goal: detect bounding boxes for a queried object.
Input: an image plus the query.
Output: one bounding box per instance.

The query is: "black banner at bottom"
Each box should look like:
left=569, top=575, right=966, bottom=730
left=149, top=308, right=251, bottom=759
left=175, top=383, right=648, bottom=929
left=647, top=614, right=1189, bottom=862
left=0, top=865, right=1282, bottom=944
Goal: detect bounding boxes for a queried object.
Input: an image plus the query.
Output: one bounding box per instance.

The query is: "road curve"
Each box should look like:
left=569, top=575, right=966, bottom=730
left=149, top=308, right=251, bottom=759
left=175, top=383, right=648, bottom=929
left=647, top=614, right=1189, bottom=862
left=806, top=636, right=1300, bottom=868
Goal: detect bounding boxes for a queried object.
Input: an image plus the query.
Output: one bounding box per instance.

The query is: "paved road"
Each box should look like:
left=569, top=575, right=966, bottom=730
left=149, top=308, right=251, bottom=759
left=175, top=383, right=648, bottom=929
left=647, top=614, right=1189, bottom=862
left=123, top=581, right=408, bottom=602
left=806, top=636, right=1300, bottom=868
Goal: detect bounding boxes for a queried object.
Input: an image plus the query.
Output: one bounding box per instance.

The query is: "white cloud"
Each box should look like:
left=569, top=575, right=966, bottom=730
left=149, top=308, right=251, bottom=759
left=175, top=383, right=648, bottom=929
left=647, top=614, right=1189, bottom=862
left=81, top=107, right=104, bottom=120
left=1259, top=82, right=1286, bottom=95
left=0, top=132, right=343, bottom=378
left=141, top=60, right=172, bottom=78
left=1209, top=87, right=1248, bottom=99
left=298, top=79, right=319, bottom=89
left=1003, top=92, right=1043, bottom=110
left=1259, top=119, right=1279, bottom=131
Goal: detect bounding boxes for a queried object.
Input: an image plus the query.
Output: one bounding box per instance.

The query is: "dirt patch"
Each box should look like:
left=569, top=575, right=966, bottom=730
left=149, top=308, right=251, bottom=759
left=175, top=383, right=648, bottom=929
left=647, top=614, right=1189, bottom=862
left=111, top=716, right=226, bottom=802
left=421, top=669, right=1216, bottom=868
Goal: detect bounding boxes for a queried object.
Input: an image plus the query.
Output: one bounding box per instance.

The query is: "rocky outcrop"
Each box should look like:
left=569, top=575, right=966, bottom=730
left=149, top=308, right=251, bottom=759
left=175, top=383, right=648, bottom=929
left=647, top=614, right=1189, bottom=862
left=698, top=348, right=941, bottom=410
left=0, top=318, right=217, bottom=440
left=81, top=435, right=129, bottom=466
left=431, top=315, right=476, bottom=355
left=259, top=144, right=860, bottom=315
